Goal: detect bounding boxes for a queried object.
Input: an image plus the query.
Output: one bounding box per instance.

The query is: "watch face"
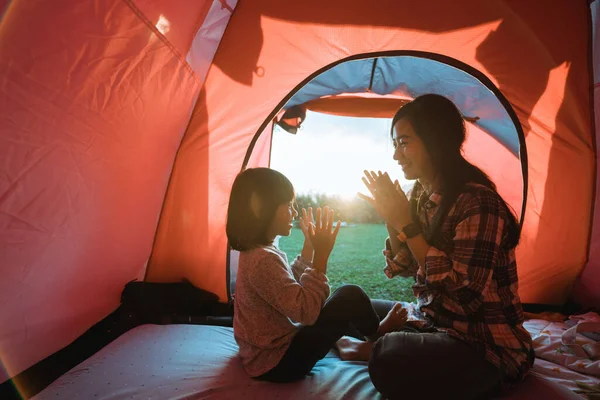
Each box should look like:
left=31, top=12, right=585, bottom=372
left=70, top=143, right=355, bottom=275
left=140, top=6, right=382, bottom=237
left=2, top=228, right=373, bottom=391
left=403, top=222, right=421, bottom=238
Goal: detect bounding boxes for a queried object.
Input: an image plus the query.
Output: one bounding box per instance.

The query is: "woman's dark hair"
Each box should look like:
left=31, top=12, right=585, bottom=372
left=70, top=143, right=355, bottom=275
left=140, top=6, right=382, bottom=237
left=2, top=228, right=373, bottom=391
left=226, top=168, right=295, bottom=251
left=391, top=94, right=520, bottom=247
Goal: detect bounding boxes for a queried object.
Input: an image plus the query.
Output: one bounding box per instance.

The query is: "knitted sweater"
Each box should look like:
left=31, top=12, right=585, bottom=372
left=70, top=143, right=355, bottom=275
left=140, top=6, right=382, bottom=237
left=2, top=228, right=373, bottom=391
left=233, top=245, right=330, bottom=377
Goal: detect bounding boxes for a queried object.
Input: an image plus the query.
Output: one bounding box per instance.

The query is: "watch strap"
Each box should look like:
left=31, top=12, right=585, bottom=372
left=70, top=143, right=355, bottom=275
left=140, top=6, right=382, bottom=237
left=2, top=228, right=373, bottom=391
left=401, top=222, right=421, bottom=239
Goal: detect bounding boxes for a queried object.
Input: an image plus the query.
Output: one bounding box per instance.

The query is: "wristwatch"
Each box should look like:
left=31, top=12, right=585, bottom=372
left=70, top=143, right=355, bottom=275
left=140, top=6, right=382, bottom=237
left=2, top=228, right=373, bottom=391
left=401, top=222, right=421, bottom=239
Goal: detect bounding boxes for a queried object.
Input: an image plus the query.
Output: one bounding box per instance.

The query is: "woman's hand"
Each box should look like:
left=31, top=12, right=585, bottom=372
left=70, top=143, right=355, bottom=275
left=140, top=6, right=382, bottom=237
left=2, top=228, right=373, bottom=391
left=299, top=207, right=314, bottom=261
left=358, top=170, right=412, bottom=232
left=309, top=206, right=341, bottom=274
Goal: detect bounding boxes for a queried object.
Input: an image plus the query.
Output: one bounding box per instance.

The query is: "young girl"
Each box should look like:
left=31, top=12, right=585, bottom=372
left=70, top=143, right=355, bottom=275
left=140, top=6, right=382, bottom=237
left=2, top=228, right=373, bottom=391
left=226, top=167, right=407, bottom=382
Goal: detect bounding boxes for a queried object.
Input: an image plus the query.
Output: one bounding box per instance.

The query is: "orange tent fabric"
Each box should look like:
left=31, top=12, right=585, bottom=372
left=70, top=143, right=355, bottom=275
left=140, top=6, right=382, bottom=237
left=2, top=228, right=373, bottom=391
left=303, top=94, right=410, bottom=118
left=0, top=0, right=231, bottom=381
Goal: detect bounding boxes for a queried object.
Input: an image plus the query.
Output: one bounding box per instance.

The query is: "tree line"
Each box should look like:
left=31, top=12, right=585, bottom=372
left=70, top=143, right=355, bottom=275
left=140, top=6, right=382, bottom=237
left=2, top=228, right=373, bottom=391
left=294, top=193, right=384, bottom=224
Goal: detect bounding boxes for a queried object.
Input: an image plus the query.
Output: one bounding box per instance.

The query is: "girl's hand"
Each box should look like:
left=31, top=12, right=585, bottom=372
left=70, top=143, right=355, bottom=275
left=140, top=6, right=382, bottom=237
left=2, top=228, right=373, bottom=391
left=308, top=207, right=341, bottom=272
left=299, top=207, right=314, bottom=261
left=358, top=170, right=411, bottom=232
left=299, top=207, right=314, bottom=244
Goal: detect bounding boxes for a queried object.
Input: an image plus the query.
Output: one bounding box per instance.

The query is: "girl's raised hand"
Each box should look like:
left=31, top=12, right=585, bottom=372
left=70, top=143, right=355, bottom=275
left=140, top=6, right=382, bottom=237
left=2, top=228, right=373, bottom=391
left=308, top=206, right=341, bottom=259
left=299, top=207, right=315, bottom=261
left=299, top=207, right=314, bottom=243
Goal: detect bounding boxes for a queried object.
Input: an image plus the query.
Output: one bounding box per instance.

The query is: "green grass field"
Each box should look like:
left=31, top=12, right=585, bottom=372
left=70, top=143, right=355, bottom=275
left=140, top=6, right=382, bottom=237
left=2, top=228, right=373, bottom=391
left=277, top=224, right=414, bottom=302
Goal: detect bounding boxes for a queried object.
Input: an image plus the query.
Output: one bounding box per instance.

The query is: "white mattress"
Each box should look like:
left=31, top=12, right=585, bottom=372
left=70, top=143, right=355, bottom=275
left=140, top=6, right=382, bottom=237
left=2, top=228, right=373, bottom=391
left=33, top=324, right=382, bottom=399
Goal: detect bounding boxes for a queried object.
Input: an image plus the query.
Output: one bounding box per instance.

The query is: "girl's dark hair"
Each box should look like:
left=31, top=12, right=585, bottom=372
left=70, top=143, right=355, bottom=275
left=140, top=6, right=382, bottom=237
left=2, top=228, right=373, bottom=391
left=226, top=168, right=295, bottom=251
left=391, top=94, right=520, bottom=248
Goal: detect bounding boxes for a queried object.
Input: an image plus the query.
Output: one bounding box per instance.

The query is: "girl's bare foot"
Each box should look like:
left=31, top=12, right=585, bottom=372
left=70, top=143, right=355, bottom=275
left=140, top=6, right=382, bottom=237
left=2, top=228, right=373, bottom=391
left=378, top=302, right=408, bottom=335
left=335, top=336, right=374, bottom=361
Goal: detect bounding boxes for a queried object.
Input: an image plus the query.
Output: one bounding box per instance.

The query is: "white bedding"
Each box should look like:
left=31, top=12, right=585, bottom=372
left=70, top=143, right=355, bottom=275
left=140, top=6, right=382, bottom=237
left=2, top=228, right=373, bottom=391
left=524, top=318, right=600, bottom=397
left=33, top=322, right=592, bottom=399
left=33, top=324, right=382, bottom=399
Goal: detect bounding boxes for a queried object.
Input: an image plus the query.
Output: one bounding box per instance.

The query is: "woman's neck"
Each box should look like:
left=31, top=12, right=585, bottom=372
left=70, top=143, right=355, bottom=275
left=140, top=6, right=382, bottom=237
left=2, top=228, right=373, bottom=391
left=419, top=175, right=439, bottom=194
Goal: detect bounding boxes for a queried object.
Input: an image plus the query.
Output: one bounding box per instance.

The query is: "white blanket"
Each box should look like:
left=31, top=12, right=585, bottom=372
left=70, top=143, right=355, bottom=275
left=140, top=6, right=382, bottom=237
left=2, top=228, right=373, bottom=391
left=525, top=317, right=600, bottom=398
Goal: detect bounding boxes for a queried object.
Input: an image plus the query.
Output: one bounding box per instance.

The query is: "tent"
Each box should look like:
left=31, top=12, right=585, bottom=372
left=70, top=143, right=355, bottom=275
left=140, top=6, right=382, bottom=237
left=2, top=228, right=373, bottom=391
left=1, top=0, right=600, bottom=397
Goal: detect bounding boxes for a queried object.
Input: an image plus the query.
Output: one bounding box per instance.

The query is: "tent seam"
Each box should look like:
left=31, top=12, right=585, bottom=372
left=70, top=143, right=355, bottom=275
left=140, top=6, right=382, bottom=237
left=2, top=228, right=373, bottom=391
left=120, top=0, right=201, bottom=83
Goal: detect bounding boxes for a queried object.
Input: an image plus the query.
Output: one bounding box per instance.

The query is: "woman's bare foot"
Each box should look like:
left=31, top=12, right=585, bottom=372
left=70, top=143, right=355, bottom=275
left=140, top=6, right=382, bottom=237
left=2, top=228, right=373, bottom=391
left=335, top=336, right=374, bottom=361
left=378, top=302, right=408, bottom=335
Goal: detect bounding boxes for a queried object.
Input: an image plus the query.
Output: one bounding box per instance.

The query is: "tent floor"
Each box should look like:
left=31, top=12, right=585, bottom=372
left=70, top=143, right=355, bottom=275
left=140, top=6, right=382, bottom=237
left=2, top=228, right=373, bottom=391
left=0, top=305, right=234, bottom=400
left=0, top=301, right=587, bottom=399
left=29, top=324, right=584, bottom=400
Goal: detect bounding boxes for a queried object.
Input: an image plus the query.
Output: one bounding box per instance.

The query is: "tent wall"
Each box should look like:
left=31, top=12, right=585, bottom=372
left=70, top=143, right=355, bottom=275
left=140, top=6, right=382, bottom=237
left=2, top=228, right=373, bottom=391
left=146, top=0, right=594, bottom=307
left=462, top=125, right=523, bottom=220
left=574, top=0, right=600, bottom=310
left=0, top=0, right=234, bottom=383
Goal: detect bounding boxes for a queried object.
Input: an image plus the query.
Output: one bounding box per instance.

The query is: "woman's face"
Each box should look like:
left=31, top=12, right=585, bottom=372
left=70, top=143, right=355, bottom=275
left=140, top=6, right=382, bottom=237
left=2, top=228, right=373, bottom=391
left=392, top=118, right=436, bottom=182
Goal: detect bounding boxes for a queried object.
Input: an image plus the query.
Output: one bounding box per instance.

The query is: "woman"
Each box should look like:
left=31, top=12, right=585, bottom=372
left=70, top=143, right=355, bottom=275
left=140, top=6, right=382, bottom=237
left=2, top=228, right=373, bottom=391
left=340, top=94, right=534, bottom=399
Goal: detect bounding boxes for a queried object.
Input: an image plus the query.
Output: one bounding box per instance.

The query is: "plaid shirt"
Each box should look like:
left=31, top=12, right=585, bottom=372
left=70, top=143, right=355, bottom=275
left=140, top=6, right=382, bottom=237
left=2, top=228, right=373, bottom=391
left=383, top=182, right=534, bottom=384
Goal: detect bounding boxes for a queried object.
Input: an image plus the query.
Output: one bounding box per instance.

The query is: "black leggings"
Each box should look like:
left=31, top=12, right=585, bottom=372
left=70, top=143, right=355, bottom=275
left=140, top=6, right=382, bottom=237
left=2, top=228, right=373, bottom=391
left=256, top=284, right=379, bottom=383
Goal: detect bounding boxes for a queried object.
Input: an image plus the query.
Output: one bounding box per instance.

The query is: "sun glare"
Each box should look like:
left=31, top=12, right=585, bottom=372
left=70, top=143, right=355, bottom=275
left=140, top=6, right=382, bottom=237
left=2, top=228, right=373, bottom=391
left=155, top=14, right=170, bottom=35
left=270, top=112, right=413, bottom=201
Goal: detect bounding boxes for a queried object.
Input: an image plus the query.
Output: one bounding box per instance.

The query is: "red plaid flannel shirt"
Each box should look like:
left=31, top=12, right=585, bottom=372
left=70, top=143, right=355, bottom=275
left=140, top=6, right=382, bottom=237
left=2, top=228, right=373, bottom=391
left=383, top=182, right=534, bottom=383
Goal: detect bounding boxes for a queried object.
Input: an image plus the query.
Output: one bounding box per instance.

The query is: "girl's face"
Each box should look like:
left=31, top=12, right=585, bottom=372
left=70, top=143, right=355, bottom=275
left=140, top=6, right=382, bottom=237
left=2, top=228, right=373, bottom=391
left=392, top=118, right=436, bottom=182
left=267, top=199, right=298, bottom=240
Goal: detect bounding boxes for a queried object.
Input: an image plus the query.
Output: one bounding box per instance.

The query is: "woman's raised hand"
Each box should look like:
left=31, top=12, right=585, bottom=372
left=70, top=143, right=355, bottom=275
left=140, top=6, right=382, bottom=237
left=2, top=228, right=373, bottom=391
left=358, top=170, right=412, bottom=232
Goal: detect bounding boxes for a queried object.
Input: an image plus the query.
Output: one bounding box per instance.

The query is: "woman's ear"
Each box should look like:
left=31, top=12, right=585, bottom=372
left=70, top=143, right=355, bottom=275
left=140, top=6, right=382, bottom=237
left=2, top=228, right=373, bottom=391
left=250, top=192, right=261, bottom=218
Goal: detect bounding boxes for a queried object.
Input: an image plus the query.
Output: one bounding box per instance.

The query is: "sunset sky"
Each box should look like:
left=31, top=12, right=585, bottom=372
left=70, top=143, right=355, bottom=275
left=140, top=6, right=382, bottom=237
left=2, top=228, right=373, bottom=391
left=270, top=111, right=414, bottom=199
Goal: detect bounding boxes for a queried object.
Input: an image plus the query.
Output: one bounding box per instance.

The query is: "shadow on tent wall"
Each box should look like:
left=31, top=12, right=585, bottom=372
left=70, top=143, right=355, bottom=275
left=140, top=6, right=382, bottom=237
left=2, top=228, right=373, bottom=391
left=477, top=3, right=596, bottom=304
left=211, top=0, right=501, bottom=86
